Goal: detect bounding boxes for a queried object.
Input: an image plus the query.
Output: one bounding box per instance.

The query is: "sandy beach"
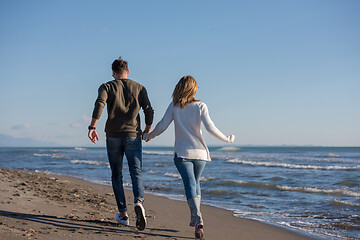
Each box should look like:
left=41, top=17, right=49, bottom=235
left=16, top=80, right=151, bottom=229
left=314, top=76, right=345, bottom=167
left=0, top=168, right=314, bottom=240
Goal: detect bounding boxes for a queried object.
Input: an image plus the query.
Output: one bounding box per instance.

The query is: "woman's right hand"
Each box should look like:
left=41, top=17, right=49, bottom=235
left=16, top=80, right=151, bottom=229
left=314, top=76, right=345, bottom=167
left=228, top=135, right=235, bottom=143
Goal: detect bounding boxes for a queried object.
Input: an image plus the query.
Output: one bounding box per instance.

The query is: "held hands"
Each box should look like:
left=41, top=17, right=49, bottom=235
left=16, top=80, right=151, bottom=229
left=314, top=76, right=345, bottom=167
left=227, top=135, right=235, bottom=143
left=88, top=129, right=99, bottom=144
left=142, top=133, right=151, bottom=142
left=142, top=125, right=152, bottom=142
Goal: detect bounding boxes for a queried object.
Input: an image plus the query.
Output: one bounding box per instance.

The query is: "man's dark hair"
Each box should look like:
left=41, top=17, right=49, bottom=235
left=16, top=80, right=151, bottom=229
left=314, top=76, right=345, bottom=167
left=112, top=57, right=128, bottom=74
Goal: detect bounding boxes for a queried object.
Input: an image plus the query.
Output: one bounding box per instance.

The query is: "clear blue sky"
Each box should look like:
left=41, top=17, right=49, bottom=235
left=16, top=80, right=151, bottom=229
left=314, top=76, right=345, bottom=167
left=0, top=0, right=359, bottom=147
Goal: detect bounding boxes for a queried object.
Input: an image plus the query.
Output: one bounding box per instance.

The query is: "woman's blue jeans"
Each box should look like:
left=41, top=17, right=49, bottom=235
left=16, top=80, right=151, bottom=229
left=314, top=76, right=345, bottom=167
left=174, top=154, right=207, bottom=200
left=106, top=137, right=144, bottom=212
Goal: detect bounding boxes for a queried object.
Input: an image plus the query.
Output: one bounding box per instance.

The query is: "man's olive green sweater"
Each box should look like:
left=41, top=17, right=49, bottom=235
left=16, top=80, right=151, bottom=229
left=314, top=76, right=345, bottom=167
left=92, top=78, right=154, bottom=138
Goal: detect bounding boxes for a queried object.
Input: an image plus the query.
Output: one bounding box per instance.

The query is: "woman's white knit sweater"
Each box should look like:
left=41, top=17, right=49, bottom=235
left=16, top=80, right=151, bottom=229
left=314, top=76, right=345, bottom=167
left=143, top=102, right=234, bottom=161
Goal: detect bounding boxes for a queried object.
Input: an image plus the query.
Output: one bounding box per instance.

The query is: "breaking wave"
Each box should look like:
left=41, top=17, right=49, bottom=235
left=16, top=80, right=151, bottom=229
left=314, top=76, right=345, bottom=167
left=331, top=200, right=360, bottom=207
left=75, top=147, right=87, bottom=151
left=33, top=153, right=67, bottom=160
left=164, top=172, right=181, bottom=179
left=221, top=180, right=360, bottom=197
left=70, top=160, right=109, bottom=166
left=163, top=173, right=215, bottom=182
left=226, top=159, right=360, bottom=170
left=324, top=153, right=340, bottom=158
left=143, top=151, right=173, bottom=156
left=218, top=147, right=242, bottom=152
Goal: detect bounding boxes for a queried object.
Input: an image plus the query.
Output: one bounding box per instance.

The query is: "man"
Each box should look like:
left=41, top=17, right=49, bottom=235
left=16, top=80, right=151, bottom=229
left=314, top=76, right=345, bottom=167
left=88, top=57, right=153, bottom=231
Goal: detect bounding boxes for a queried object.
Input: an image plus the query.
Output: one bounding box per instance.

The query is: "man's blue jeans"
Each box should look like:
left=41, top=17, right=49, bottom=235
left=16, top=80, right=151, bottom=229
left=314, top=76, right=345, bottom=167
left=106, top=137, right=144, bottom=212
left=174, top=154, right=207, bottom=200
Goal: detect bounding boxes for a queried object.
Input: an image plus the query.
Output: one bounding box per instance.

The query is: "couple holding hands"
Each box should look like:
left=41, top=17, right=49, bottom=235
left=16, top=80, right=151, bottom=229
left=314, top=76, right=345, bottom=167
left=88, top=57, right=235, bottom=239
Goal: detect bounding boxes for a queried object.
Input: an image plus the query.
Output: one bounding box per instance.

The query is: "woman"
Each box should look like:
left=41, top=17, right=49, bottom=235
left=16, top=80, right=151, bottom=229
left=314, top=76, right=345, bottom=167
left=143, top=75, right=235, bottom=239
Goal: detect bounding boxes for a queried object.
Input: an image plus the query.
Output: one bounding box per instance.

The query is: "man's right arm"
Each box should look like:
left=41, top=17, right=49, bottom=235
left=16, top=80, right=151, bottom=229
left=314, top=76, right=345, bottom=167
left=92, top=84, right=108, bottom=120
left=88, top=84, right=107, bottom=144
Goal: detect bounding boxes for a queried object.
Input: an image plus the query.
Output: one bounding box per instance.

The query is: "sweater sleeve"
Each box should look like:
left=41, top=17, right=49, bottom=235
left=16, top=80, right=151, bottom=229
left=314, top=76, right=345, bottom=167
left=92, top=84, right=108, bottom=120
left=200, top=103, right=231, bottom=142
left=140, top=87, right=154, bottom=125
left=144, top=103, right=174, bottom=140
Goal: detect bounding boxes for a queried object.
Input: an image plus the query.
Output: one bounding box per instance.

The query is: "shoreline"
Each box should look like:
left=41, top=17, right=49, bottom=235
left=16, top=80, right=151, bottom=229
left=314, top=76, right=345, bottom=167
left=0, top=168, right=316, bottom=239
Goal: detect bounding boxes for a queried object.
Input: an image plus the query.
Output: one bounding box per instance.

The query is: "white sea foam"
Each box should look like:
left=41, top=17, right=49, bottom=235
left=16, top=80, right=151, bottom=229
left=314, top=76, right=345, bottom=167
left=226, top=159, right=360, bottom=170
left=222, top=180, right=360, bottom=197
left=33, top=153, right=66, bottom=160
left=34, top=169, right=52, bottom=174
left=123, top=182, right=132, bottom=188
left=277, top=185, right=360, bottom=197
left=218, top=147, right=242, bottom=152
left=75, top=147, right=87, bottom=151
left=164, top=172, right=181, bottom=179
left=290, top=221, right=319, bottom=228
left=163, top=172, right=214, bottom=180
left=332, top=199, right=360, bottom=207
left=34, top=153, right=54, bottom=157
left=200, top=176, right=216, bottom=182
left=143, top=151, right=173, bottom=156
left=155, top=163, right=166, bottom=167
left=70, top=160, right=109, bottom=166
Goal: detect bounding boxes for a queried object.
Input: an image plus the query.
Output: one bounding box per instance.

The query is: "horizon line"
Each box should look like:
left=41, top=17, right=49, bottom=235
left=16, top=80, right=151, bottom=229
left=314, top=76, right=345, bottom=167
left=1, top=145, right=359, bottom=148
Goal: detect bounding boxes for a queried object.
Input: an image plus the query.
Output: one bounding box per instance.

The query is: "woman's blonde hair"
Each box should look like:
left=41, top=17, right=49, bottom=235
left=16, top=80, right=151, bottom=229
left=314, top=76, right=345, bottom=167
left=172, top=75, right=199, bottom=108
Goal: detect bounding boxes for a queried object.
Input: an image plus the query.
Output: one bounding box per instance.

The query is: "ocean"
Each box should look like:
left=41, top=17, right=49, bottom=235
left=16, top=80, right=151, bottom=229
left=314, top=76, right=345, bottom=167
left=0, top=146, right=359, bottom=239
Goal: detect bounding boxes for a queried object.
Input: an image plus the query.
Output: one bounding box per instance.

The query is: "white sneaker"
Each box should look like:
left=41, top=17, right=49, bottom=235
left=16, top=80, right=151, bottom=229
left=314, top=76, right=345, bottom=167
left=116, top=212, right=129, bottom=226
left=134, top=201, right=146, bottom=230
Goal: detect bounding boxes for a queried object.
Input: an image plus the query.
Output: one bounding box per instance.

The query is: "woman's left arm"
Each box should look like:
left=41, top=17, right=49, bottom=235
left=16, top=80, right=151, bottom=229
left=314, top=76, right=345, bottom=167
left=200, top=104, right=235, bottom=143
left=143, top=103, right=174, bottom=141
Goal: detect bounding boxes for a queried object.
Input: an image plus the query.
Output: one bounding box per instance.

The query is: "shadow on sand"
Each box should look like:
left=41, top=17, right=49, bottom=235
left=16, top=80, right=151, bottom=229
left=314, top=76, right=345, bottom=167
left=0, top=210, right=193, bottom=239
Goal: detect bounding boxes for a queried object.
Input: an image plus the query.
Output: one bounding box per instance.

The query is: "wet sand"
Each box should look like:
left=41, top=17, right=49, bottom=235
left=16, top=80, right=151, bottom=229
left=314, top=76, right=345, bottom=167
left=0, top=168, right=315, bottom=239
